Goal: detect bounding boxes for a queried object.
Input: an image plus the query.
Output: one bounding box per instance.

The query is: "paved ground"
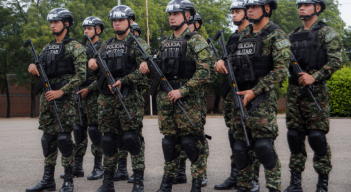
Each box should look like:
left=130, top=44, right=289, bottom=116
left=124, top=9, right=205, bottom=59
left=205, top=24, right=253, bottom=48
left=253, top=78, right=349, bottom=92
left=0, top=116, right=351, bottom=192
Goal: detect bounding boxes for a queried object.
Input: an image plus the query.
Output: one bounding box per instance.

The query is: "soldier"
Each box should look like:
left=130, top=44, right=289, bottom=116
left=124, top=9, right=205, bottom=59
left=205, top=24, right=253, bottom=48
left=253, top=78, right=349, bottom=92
left=59, top=16, right=104, bottom=181
left=188, top=13, right=202, bottom=32
left=88, top=5, right=150, bottom=192
left=131, top=22, right=142, bottom=36
left=26, top=8, right=87, bottom=192
left=139, top=0, right=213, bottom=191
left=214, top=0, right=290, bottom=191
left=214, top=1, right=260, bottom=191
left=284, top=0, right=341, bottom=192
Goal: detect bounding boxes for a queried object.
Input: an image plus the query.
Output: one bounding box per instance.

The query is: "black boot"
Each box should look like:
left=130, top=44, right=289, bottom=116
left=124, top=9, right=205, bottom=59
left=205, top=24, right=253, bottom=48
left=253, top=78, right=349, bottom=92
left=214, top=163, right=238, bottom=190
left=26, top=166, right=56, bottom=192
left=173, top=161, right=187, bottom=184
left=201, top=174, right=207, bottom=187
left=96, top=171, right=115, bottom=192
left=128, top=174, right=135, bottom=183
left=60, top=167, right=74, bottom=192
left=87, top=156, right=104, bottom=180
left=114, top=158, right=129, bottom=181
left=60, top=156, right=84, bottom=178
left=316, top=174, right=328, bottom=192
left=284, top=170, right=303, bottom=192
left=269, top=188, right=281, bottom=192
left=157, top=175, right=174, bottom=192
left=251, top=166, right=260, bottom=192
left=237, top=187, right=251, bottom=192
left=190, top=178, right=202, bottom=192
left=132, top=170, right=144, bottom=192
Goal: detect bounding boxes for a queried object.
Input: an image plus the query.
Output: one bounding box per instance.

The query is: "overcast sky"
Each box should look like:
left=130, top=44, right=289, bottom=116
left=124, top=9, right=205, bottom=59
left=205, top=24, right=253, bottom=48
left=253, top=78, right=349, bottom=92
left=338, top=0, right=351, bottom=28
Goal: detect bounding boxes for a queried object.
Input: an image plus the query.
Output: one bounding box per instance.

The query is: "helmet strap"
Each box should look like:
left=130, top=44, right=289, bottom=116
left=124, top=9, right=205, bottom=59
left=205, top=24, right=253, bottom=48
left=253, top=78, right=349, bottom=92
left=53, top=21, right=68, bottom=36
left=299, top=4, right=318, bottom=20
left=171, top=11, right=188, bottom=30
left=234, top=10, right=248, bottom=25
left=115, top=19, right=131, bottom=35
left=248, top=5, right=269, bottom=24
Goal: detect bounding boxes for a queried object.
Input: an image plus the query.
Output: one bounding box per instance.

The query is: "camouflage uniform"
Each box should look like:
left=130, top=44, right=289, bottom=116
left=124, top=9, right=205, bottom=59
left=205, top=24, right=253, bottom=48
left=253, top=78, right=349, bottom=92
left=233, top=22, right=290, bottom=190
left=38, top=37, right=87, bottom=168
left=286, top=20, right=342, bottom=175
left=96, top=33, right=150, bottom=173
left=157, top=27, right=213, bottom=181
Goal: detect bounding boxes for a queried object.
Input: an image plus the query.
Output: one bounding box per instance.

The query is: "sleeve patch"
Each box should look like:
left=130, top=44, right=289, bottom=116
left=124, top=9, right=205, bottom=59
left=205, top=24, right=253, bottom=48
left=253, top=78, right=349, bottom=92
left=275, top=39, right=291, bottom=50
left=329, top=39, right=339, bottom=50
left=325, top=31, right=339, bottom=42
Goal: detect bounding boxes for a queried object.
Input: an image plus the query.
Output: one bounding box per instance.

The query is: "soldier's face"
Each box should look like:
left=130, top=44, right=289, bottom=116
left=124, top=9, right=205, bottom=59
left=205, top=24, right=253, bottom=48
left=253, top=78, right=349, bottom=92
left=195, top=21, right=200, bottom=29
left=84, top=26, right=95, bottom=38
left=232, top=9, right=246, bottom=23
left=247, top=5, right=263, bottom=20
left=134, top=31, right=139, bottom=36
left=298, top=3, right=315, bottom=18
left=168, top=12, right=184, bottom=26
left=50, top=20, right=64, bottom=33
left=112, top=18, right=129, bottom=31
left=188, top=23, right=195, bottom=31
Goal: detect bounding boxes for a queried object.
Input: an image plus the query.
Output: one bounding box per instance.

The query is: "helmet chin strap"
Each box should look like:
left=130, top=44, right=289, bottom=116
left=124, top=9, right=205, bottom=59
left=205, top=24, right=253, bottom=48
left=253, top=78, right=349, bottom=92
left=115, top=19, right=131, bottom=35
left=299, top=4, right=318, bottom=20
left=248, top=5, right=269, bottom=24
left=171, top=11, right=188, bottom=30
left=234, top=12, right=248, bottom=25
left=53, top=21, right=68, bottom=36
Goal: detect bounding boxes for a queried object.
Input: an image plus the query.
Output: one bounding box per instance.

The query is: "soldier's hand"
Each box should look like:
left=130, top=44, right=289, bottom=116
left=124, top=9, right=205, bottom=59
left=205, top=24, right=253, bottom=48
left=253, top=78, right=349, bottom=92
left=139, top=62, right=150, bottom=74
left=108, top=80, right=122, bottom=94
left=77, top=88, right=89, bottom=99
left=45, top=90, right=64, bottom=101
left=214, top=60, right=228, bottom=74
left=298, top=72, right=315, bottom=87
left=236, top=90, right=255, bottom=107
left=168, top=89, right=182, bottom=103
left=28, top=64, right=40, bottom=76
left=88, top=59, right=98, bottom=71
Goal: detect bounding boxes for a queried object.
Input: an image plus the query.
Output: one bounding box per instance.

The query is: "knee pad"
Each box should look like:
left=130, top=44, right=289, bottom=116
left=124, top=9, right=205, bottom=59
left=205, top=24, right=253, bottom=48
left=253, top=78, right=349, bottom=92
left=308, top=130, right=327, bottom=156
left=57, top=133, right=74, bottom=157
left=228, top=129, right=235, bottom=149
left=162, top=135, right=178, bottom=162
left=74, top=124, right=86, bottom=144
left=181, top=135, right=200, bottom=162
left=287, top=130, right=305, bottom=154
left=41, top=133, right=57, bottom=157
left=254, top=138, right=277, bottom=170
left=123, top=131, right=143, bottom=155
left=88, top=124, right=101, bottom=144
left=117, top=134, right=124, bottom=148
left=101, top=132, right=117, bottom=156
left=233, top=140, right=250, bottom=170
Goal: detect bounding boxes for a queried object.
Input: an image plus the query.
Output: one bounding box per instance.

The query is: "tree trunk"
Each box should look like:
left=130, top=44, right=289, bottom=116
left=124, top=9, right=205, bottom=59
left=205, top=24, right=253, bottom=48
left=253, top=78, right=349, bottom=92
left=213, top=94, right=220, bottom=114
left=4, top=52, right=10, bottom=118
left=30, top=78, right=36, bottom=118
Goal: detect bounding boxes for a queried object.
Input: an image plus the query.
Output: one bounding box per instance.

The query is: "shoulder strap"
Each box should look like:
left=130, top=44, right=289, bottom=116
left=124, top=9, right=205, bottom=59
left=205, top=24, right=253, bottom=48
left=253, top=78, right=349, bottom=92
left=100, top=37, right=114, bottom=53
left=312, top=21, right=328, bottom=30
left=184, top=32, right=199, bottom=41
left=63, top=38, right=79, bottom=45
left=256, top=24, right=280, bottom=40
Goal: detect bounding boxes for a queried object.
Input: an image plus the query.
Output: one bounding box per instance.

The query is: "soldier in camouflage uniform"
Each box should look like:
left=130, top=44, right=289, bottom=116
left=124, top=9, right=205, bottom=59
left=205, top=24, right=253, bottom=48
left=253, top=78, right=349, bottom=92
left=214, top=1, right=260, bottom=191
left=215, top=0, right=290, bottom=191
left=173, top=11, right=213, bottom=188
left=59, top=16, right=104, bottom=181
left=140, top=0, right=213, bottom=191
left=88, top=5, right=150, bottom=192
left=284, top=1, right=342, bottom=192
left=26, top=8, right=87, bottom=192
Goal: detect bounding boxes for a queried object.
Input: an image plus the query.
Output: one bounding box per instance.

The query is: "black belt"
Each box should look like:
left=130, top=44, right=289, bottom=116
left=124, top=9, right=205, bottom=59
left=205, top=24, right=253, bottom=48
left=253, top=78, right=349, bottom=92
left=80, top=80, right=93, bottom=87
left=159, top=81, right=187, bottom=92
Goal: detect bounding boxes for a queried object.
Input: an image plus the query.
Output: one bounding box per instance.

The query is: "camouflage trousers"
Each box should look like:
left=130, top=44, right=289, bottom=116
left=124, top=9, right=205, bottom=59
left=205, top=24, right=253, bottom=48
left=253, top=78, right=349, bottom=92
left=98, top=88, right=145, bottom=172
left=38, top=91, right=76, bottom=168
left=157, top=90, right=207, bottom=180
left=74, top=89, right=103, bottom=158
left=286, top=83, right=332, bottom=174
left=233, top=91, right=281, bottom=190
left=223, top=93, right=235, bottom=164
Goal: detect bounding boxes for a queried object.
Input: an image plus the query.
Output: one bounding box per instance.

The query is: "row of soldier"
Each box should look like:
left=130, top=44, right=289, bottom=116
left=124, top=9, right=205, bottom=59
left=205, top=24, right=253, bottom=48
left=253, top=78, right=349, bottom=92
left=25, top=0, right=341, bottom=192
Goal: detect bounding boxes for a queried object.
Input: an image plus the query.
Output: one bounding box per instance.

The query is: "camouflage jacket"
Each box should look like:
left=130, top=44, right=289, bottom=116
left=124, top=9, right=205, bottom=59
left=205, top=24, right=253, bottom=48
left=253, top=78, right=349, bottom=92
left=96, top=33, right=151, bottom=88
left=288, top=20, right=342, bottom=82
left=39, top=36, right=87, bottom=94
left=84, top=41, right=101, bottom=92
left=162, top=27, right=212, bottom=97
left=239, top=22, right=290, bottom=96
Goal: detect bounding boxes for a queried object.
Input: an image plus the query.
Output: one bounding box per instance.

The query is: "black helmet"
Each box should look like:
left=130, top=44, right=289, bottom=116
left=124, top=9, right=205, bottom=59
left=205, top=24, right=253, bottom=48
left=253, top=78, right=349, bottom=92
left=47, top=8, right=74, bottom=36
left=296, top=0, right=326, bottom=19
left=131, top=22, right=142, bottom=36
left=165, top=0, right=196, bottom=30
left=82, top=16, right=104, bottom=39
left=109, top=5, right=135, bottom=35
left=230, top=0, right=248, bottom=25
left=244, top=0, right=277, bottom=23
left=193, top=13, right=203, bottom=31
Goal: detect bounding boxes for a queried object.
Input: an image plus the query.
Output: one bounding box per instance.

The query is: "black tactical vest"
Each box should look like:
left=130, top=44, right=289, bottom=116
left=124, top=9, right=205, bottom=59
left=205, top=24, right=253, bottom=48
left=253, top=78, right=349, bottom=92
left=40, top=38, right=76, bottom=78
left=226, top=32, right=241, bottom=58
left=84, top=41, right=102, bottom=79
left=231, top=24, right=280, bottom=91
left=156, top=32, right=197, bottom=80
left=289, top=21, right=328, bottom=84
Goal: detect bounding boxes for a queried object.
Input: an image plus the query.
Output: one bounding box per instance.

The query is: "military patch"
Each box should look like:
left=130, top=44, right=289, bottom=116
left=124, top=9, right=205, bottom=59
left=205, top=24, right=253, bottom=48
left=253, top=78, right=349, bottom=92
left=281, top=48, right=291, bottom=58
left=329, top=39, right=339, bottom=50
left=325, top=31, right=339, bottom=42
left=195, top=42, right=207, bottom=53
left=275, top=39, right=291, bottom=50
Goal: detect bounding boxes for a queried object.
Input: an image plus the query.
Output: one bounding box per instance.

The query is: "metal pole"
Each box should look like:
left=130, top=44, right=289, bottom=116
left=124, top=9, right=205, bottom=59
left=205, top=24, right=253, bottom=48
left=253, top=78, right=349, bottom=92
left=146, top=0, right=153, bottom=116
left=118, top=0, right=120, bottom=5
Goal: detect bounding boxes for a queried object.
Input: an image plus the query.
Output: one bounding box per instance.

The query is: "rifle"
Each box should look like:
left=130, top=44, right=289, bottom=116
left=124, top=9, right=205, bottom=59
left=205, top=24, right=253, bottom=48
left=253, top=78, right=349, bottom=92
left=128, top=35, right=195, bottom=128
left=75, top=87, right=83, bottom=125
left=81, top=34, right=132, bottom=120
left=289, top=50, right=321, bottom=111
left=23, top=39, right=64, bottom=132
left=213, top=30, right=250, bottom=147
